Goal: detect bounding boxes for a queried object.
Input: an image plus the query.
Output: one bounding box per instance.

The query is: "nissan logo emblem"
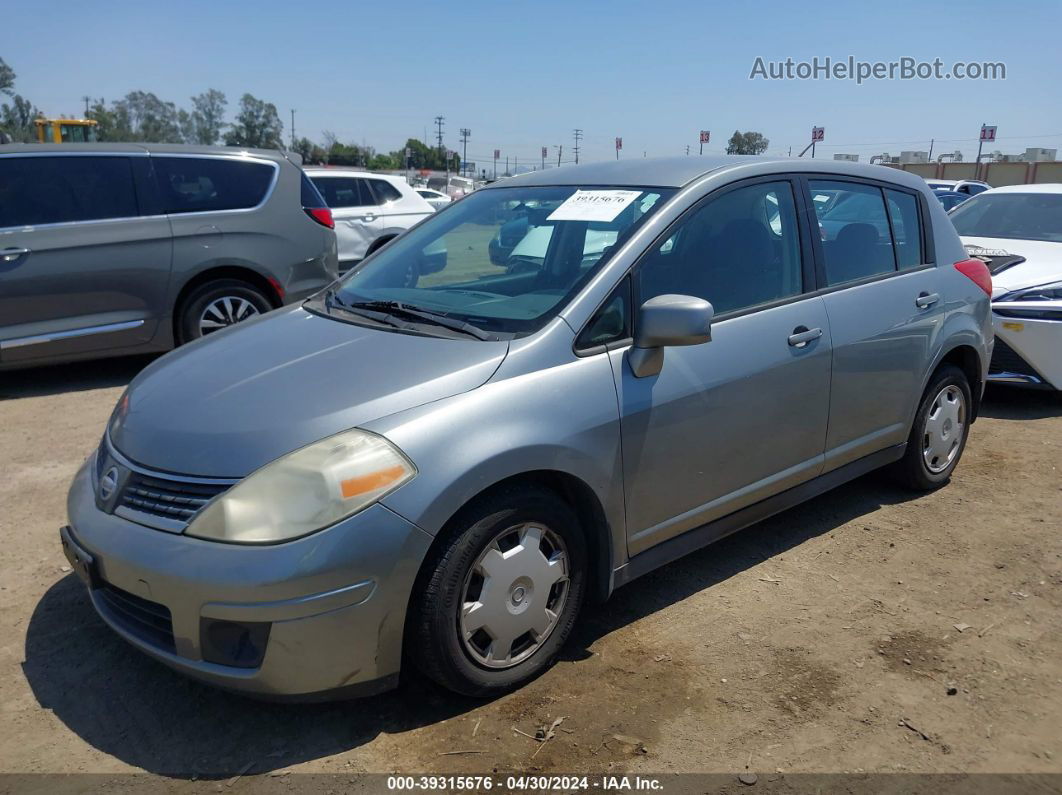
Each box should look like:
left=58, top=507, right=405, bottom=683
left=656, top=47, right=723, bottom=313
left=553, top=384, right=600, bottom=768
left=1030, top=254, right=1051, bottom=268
left=99, top=466, right=119, bottom=500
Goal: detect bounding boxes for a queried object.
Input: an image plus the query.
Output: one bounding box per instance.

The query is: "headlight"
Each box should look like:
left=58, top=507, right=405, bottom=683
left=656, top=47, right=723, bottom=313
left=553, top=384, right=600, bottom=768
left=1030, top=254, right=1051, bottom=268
left=185, top=429, right=416, bottom=544
left=998, top=280, right=1062, bottom=302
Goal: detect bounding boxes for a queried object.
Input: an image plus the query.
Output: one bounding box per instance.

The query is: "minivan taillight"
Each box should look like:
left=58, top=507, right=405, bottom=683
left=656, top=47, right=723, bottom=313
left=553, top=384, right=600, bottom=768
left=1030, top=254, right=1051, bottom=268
left=954, top=258, right=992, bottom=297
left=304, top=207, right=334, bottom=229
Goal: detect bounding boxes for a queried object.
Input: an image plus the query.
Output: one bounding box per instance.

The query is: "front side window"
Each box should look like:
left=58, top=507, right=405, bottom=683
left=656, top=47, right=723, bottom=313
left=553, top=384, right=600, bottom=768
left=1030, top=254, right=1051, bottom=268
left=811, top=180, right=897, bottom=285
left=312, top=176, right=371, bottom=208
left=0, top=156, right=138, bottom=228
left=949, top=192, right=1062, bottom=243
left=369, top=179, right=402, bottom=203
left=326, top=185, right=673, bottom=337
left=152, top=156, right=275, bottom=214
left=637, top=181, right=804, bottom=315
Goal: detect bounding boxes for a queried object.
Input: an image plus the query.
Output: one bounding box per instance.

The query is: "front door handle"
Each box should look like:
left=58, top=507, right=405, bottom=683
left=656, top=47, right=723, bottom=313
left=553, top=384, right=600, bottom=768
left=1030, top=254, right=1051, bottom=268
left=362, top=213, right=376, bottom=222
left=1, top=247, right=30, bottom=263
left=915, top=292, right=940, bottom=309
left=788, top=326, right=823, bottom=348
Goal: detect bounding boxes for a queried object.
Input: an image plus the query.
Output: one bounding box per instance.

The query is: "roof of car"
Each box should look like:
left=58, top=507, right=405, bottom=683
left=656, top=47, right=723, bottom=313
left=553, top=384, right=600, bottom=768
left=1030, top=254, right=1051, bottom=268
left=980, top=183, right=1062, bottom=194
left=303, top=167, right=402, bottom=181
left=490, top=155, right=930, bottom=190
left=0, top=142, right=289, bottom=160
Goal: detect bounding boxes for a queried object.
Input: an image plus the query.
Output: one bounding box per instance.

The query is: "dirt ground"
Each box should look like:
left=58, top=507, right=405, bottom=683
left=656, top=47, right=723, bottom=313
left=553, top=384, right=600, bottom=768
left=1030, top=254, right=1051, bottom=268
left=1, top=355, right=1060, bottom=783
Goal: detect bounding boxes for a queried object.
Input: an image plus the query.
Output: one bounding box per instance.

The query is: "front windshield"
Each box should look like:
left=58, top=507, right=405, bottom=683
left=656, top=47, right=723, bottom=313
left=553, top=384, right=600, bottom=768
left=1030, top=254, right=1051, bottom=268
left=328, top=185, right=673, bottom=336
left=950, top=192, right=1062, bottom=243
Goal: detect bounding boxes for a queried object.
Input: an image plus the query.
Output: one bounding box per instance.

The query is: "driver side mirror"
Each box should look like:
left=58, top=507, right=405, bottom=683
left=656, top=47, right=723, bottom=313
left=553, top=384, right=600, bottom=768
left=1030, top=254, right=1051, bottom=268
left=628, top=294, right=714, bottom=378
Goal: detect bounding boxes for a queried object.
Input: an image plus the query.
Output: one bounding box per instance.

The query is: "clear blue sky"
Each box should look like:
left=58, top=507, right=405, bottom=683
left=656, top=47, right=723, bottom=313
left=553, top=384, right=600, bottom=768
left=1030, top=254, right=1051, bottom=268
left=5, top=0, right=1062, bottom=166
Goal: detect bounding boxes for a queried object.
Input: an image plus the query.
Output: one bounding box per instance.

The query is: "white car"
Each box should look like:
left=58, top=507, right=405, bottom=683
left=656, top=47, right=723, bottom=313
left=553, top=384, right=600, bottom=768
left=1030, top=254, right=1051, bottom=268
left=306, top=169, right=434, bottom=269
left=416, top=188, right=452, bottom=211
left=950, top=183, right=1062, bottom=391
left=925, top=178, right=991, bottom=196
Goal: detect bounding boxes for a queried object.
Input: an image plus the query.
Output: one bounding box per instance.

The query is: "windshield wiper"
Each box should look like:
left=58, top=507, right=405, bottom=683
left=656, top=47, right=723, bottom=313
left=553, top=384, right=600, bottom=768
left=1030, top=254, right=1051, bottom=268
left=342, top=299, right=497, bottom=341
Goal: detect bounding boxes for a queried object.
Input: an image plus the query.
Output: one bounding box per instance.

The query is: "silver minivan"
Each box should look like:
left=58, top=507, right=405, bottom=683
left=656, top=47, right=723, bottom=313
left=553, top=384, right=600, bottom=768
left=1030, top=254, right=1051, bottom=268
left=0, top=143, right=338, bottom=370
left=61, top=157, right=993, bottom=699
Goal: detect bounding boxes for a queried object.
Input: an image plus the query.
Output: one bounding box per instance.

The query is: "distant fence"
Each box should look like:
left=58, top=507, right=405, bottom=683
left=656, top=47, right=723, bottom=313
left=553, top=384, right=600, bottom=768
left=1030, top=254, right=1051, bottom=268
left=883, top=160, right=1062, bottom=186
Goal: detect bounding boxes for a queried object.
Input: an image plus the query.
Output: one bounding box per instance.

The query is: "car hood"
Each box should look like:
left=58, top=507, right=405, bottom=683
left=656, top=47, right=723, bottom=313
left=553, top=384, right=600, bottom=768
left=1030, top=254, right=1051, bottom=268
left=110, top=306, right=508, bottom=477
left=961, top=236, right=1062, bottom=297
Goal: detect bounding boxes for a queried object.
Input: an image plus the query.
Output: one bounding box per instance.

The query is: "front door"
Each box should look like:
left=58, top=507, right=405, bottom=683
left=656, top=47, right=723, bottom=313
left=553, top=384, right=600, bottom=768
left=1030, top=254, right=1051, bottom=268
left=610, top=178, right=833, bottom=555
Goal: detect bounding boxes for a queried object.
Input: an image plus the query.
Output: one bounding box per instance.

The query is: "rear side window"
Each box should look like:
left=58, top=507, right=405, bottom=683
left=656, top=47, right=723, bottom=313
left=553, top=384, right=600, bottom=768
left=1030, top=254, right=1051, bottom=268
left=0, top=156, right=138, bottom=227
left=311, top=176, right=371, bottom=208
left=885, top=189, right=923, bottom=269
left=368, top=179, right=402, bottom=203
left=152, top=156, right=275, bottom=214
left=300, top=172, right=327, bottom=207
left=811, top=180, right=896, bottom=286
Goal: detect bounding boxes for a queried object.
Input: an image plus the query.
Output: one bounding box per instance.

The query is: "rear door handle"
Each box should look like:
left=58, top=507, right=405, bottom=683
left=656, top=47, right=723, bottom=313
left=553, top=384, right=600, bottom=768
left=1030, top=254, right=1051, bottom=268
left=788, top=326, right=823, bottom=348
left=1, top=247, right=30, bottom=263
left=362, top=213, right=376, bottom=222
left=915, top=292, right=940, bottom=308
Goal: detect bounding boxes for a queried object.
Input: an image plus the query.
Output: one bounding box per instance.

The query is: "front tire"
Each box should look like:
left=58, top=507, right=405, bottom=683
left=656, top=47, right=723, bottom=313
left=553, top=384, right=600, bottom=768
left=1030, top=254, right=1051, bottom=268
left=411, top=486, right=587, bottom=697
left=176, top=279, right=273, bottom=344
left=894, top=364, right=972, bottom=490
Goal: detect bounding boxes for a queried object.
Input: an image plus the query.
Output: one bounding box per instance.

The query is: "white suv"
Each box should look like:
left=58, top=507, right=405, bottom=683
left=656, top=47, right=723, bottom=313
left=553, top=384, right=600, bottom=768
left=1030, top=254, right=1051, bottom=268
left=306, top=169, right=434, bottom=269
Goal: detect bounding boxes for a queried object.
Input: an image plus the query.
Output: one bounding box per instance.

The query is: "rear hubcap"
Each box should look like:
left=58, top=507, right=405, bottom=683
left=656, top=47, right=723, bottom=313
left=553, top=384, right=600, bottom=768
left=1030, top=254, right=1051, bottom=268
left=922, top=384, right=966, bottom=474
left=459, top=523, right=570, bottom=669
left=199, top=297, right=260, bottom=336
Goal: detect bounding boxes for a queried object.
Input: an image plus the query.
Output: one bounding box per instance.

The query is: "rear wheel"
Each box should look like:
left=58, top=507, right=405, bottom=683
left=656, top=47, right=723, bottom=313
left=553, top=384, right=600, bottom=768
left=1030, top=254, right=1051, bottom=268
left=894, top=364, right=972, bottom=490
left=176, top=279, right=273, bottom=344
left=411, top=487, right=586, bottom=696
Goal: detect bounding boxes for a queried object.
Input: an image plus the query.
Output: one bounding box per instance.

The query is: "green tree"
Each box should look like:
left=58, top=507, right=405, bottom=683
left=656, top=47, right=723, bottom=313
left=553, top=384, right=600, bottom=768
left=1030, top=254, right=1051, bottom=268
left=86, top=97, right=132, bottom=141
left=224, top=93, right=283, bottom=149
left=187, top=89, right=227, bottom=145
left=113, top=91, right=182, bottom=142
left=292, top=136, right=326, bottom=165
left=725, top=130, right=769, bottom=155
left=0, top=57, right=15, bottom=96
left=1, top=94, right=40, bottom=142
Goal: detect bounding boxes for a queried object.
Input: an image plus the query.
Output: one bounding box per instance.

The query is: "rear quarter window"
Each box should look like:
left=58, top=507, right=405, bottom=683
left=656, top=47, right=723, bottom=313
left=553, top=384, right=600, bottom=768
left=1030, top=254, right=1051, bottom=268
left=152, top=156, right=276, bottom=214
left=0, top=155, right=138, bottom=227
left=368, top=179, right=403, bottom=203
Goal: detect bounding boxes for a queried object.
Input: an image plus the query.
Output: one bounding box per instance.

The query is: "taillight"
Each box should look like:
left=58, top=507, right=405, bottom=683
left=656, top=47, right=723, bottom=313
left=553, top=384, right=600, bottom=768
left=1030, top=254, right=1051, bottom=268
left=954, top=258, right=992, bottom=297
left=304, top=207, right=334, bottom=229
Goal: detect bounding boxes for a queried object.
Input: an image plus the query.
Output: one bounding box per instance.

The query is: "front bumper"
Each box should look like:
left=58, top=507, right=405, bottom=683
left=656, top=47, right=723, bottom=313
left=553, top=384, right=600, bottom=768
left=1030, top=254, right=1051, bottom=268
left=63, top=459, right=432, bottom=699
left=988, top=313, right=1061, bottom=390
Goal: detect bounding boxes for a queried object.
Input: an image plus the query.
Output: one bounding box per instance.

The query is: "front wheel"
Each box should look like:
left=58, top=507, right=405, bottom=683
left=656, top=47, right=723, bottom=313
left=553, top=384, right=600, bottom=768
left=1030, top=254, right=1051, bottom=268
left=410, top=487, right=586, bottom=696
left=893, top=364, right=972, bottom=490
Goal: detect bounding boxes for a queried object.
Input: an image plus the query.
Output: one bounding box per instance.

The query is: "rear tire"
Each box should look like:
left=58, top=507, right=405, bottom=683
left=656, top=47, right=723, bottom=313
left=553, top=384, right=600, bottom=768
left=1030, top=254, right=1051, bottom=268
left=176, top=279, right=273, bottom=344
left=410, top=486, right=586, bottom=697
left=893, top=364, right=972, bottom=491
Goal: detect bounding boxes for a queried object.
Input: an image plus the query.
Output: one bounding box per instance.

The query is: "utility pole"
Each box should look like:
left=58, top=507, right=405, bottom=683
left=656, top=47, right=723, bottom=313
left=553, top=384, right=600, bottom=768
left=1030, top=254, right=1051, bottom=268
left=686, top=145, right=690, bottom=156
left=459, top=128, right=470, bottom=176
left=556, top=145, right=563, bottom=167
left=573, top=128, right=583, bottom=164
left=290, top=109, right=296, bottom=149
left=927, top=138, right=934, bottom=162
left=434, top=116, right=445, bottom=155
left=82, top=95, right=91, bottom=116
left=541, top=146, right=546, bottom=171
left=505, top=155, right=509, bottom=176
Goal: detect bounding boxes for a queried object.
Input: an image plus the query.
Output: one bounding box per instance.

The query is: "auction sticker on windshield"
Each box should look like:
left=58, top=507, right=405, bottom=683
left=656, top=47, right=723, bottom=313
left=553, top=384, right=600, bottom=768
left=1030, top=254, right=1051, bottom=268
left=547, top=189, right=643, bottom=222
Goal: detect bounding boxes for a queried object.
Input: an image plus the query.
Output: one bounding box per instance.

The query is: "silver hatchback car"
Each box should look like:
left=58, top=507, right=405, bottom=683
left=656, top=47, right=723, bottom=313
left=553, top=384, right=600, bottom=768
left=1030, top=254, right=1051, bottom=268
left=62, top=157, right=993, bottom=699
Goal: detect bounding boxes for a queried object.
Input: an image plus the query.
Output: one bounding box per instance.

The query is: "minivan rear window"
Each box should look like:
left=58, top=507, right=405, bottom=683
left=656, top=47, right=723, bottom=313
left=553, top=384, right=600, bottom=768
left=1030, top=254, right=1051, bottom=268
left=152, top=156, right=276, bottom=215
left=0, top=156, right=138, bottom=228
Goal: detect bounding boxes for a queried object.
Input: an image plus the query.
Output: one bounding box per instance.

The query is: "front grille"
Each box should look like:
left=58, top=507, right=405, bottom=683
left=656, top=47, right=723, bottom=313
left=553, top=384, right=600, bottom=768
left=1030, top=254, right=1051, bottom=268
left=119, top=472, right=229, bottom=526
left=97, top=581, right=175, bottom=653
left=990, top=337, right=1041, bottom=378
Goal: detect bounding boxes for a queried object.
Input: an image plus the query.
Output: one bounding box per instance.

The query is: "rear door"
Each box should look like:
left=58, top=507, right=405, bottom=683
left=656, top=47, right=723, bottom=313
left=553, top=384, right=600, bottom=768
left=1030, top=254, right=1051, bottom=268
left=0, top=153, right=172, bottom=365
left=310, top=175, right=381, bottom=266
left=806, top=177, right=944, bottom=470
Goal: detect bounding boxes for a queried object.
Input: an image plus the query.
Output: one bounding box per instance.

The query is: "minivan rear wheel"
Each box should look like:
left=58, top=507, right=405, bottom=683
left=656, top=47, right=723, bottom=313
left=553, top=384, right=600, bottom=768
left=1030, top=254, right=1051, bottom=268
left=894, top=364, right=972, bottom=490
left=410, top=486, right=586, bottom=697
left=176, top=279, right=273, bottom=344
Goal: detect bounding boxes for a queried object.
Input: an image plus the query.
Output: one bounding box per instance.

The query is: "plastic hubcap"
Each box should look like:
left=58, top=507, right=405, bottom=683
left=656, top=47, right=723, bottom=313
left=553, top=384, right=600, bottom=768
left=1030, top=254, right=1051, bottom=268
left=922, top=385, right=966, bottom=474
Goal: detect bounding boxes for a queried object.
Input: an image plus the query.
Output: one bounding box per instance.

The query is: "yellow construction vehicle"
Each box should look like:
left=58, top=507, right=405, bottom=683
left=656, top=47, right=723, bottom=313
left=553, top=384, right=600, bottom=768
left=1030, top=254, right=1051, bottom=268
left=34, top=118, right=99, bottom=144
